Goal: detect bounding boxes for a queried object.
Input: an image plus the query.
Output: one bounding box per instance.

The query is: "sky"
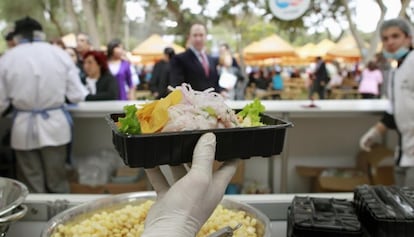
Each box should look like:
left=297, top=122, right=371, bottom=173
left=126, top=0, right=403, bottom=36
left=354, top=0, right=401, bottom=32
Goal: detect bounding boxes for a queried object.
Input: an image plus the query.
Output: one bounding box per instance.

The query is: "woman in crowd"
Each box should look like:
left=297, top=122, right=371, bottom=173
left=271, top=69, right=283, bottom=99
left=149, top=47, right=175, bottom=99
left=83, top=50, right=119, bottom=101
left=65, top=47, right=85, bottom=82
left=107, top=39, right=138, bottom=100
left=358, top=60, right=383, bottom=99
left=251, top=68, right=271, bottom=98
left=217, top=50, right=243, bottom=100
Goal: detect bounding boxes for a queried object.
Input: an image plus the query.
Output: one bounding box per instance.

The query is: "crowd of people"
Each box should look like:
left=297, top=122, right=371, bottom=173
left=244, top=56, right=387, bottom=100
left=7, top=30, right=143, bottom=102
left=2, top=19, right=389, bottom=103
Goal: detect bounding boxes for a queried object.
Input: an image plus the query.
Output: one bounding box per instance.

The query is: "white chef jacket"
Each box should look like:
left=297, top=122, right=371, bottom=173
left=387, top=51, right=414, bottom=166
left=0, top=42, right=88, bottom=150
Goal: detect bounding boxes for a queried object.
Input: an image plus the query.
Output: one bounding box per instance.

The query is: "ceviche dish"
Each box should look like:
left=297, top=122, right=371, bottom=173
left=117, top=84, right=266, bottom=135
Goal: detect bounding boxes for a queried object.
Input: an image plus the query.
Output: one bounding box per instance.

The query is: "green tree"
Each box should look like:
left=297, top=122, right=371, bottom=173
left=144, top=0, right=211, bottom=45
left=0, top=0, right=412, bottom=63
left=0, top=0, right=126, bottom=48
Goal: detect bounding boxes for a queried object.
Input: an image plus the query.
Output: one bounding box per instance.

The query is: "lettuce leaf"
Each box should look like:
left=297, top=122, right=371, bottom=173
left=118, top=105, right=141, bottom=134
left=237, top=98, right=265, bottom=127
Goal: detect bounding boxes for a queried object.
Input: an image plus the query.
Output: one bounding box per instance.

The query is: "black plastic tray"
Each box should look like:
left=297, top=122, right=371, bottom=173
left=287, top=196, right=363, bottom=237
left=354, top=185, right=414, bottom=237
left=106, top=112, right=292, bottom=168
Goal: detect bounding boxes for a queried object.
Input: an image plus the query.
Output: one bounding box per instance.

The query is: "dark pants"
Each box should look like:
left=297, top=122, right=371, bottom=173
left=309, top=83, right=326, bottom=100
left=15, top=145, right=70, bottom=193
left=361, top=93, right=376, bottom=99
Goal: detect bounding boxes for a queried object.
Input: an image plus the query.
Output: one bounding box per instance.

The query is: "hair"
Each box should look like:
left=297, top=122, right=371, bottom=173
left=163, top=47, right=175, bottom=60
left=77, top=32, right=91, bottom=45
left=220, top=43, right=230, bottom=50
left=380, top=18, right=412, bottom=37
left=366, top=61, right=378, bottom=71
left=84, top=50, right=109, bottom=74
left=66, top=47, right=81, bottom=63
left=107, top=38, right=122, bottom=59
left=5, top=31, right=14, bottom=41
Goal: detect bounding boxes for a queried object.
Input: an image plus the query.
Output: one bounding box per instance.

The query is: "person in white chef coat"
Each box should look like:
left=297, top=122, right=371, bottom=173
left=0, top=17, right=88, bottom=193
left=360, top=18, right=414, bottom=186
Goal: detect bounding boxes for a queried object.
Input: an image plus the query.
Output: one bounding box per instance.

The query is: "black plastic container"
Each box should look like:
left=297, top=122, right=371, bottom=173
left=287, top=196, right=363, bottom=237
left=354, top=185, right=414, bottom=237
left=106, top=112, right=292, bottom=168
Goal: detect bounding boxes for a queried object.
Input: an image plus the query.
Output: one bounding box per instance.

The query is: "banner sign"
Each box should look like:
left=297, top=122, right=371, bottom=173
left=268, top=0, right=311, bottom=21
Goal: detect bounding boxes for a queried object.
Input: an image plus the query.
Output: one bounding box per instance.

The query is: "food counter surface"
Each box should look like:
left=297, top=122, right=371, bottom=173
left=7, top=192, right=353, bottom=237
left=68, top=99, right=388, bottom=117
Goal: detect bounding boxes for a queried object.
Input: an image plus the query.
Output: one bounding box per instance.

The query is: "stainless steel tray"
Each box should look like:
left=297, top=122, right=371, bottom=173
left=0, top=177, right=28, bottom=216
left=41, top=191, right=271, bottom=237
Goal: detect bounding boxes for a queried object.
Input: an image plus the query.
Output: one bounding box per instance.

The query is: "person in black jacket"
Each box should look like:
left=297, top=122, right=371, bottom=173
left=169, top=23, right=221, bottom=92
left=309, top=56, right=330, bottom=99
left=149, top=47, right=175, bottom=99
left=82, top=50, right=119, bottom=100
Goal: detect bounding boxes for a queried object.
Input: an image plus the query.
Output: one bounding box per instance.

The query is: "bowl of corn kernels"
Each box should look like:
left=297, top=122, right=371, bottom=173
left=41, top=191, right=271, bottom=237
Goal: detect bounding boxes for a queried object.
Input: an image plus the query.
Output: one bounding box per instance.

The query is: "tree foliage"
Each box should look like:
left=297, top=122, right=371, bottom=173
left=0, top=0, right=412, bottom=63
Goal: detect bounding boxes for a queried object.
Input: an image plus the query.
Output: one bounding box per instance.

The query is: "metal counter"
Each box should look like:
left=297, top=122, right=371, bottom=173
left=6, top=193, right=353, bottom=237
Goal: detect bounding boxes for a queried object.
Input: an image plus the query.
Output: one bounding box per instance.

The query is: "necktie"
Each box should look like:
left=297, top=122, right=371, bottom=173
left=200, top=52, right=209, bottom=76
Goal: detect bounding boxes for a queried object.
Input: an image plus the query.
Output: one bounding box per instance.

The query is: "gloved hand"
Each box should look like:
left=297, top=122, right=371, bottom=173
left=360, top=126, right=383, bottom=152
left=142, top=133, right=239, bottom=237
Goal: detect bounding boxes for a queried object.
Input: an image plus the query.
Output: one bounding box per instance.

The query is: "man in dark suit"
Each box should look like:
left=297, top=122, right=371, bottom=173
left=309, top=56, right=330, bottom=99
left=170, top=23, right=221, bottom=92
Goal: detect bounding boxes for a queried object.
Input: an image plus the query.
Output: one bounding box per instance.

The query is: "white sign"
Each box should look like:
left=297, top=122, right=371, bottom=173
left=268, top=0, right=311, bottom=21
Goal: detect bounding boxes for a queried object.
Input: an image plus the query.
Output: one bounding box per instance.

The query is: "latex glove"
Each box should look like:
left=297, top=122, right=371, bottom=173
left=360, top=126, right=382, bottom=152
left=142, top=133, right=239, bottom=237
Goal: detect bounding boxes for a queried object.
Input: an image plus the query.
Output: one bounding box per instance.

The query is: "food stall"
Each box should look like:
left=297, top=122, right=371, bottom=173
left=1, top=99, right=398, bottom=236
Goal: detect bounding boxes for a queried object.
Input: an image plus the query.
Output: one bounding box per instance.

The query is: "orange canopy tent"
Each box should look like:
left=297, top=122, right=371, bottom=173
left=243, top=34, right=297, bottom=60
left=326, top=36, right=362, bottom=61
left=315, top=39, right=336, bottom=55
left=296, top=43, right=318, bottom=59
left=132, top=34, right=185, bottom=63
left=296, top=39, right=336, bottom=61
